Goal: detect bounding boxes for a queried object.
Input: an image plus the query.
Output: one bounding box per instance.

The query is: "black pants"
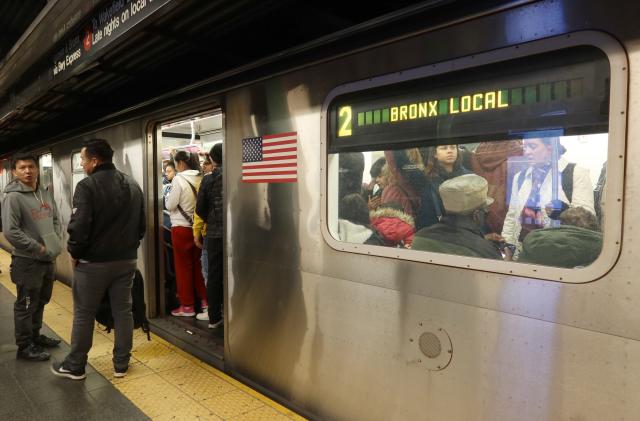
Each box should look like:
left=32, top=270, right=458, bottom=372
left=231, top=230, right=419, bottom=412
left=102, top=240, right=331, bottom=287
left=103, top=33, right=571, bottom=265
left=10, top=256, right=55, bottom=348
left=206, top=238, right=223, bottom=322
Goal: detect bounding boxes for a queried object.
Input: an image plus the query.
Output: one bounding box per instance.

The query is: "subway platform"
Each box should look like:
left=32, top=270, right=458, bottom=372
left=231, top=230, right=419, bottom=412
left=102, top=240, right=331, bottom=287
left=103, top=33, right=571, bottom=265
left=0, top=251, right=304, bottom=421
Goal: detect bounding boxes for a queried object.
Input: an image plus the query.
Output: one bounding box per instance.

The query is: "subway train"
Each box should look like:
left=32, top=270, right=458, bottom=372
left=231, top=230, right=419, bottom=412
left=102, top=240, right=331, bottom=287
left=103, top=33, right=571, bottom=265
left=0, top=0, right=639, bottom=419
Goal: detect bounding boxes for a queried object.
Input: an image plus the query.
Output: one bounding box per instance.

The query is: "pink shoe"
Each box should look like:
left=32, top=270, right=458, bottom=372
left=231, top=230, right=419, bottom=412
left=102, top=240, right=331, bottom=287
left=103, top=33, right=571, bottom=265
left=171, top=305, right=195, bottom=317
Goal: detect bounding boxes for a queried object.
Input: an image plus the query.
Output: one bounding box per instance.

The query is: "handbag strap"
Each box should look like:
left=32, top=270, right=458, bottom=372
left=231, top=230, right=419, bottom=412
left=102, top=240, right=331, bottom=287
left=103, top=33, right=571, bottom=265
left=177, top=204, right=193, bottom=225
left=176, top=174, right=197, bottom=225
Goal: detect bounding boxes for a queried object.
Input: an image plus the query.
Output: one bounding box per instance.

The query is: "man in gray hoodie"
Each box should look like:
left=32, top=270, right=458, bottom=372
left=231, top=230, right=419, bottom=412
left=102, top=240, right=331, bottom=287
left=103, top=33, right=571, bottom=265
left=2, top=153, right=63, bottom=361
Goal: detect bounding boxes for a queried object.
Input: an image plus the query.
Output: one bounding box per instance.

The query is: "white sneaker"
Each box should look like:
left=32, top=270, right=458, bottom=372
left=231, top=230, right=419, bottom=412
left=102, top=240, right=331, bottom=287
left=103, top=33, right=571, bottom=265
left=196, top=312, right=209, bottom=321
left=208, top=318, right=223, bottom=329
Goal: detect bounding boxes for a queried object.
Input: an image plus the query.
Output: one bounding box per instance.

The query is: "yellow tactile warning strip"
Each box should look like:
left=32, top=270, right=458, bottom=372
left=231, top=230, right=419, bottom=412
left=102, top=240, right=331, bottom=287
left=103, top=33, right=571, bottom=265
left=0, top=251, right=306, bottom=421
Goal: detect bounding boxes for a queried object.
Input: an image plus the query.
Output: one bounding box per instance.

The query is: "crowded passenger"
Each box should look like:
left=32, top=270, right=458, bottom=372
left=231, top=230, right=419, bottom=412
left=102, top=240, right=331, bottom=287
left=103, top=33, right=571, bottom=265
left=469, top=140, right=524, bottom=235
left=363, top=156, right=386, bottom=211
left=338, top=152, right=365, bottom=201
left=500, top=137, right=595, bottom=260
left=379, top=163, right=417, bottom=218
left=165, top=150, right=207, bottom=317
left=194, top=154, right=213, bottom=289
left=369, top=202, right=415, bottom=248
left=337, top=193, right=383, bottom=244
left=383, top=149, right=422, bottom=220
left=195, top=144, right=224, bottom=328
left=420, top=144, right=472, bottom=228
left=411, top=174, right=503, bottom=259
left=518, top=207, right=602, bottom=268
left=594, top=161, right=607, bottom=229
left=162, top=161, right=176, bottom=201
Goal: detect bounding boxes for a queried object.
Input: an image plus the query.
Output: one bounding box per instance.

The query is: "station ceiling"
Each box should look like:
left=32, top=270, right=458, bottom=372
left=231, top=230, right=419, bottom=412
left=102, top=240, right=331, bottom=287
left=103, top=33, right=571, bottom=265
left=0, top=1, right=47, bottom=62
left=0, top=0, right=521, bottom=153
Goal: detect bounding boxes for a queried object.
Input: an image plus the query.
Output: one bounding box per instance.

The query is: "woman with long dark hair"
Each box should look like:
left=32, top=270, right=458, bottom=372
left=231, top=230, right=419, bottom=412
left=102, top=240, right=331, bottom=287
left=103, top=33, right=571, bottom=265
left=419, top=144, right=471, bottom=228
left=165, top=150, right=207, bottom=316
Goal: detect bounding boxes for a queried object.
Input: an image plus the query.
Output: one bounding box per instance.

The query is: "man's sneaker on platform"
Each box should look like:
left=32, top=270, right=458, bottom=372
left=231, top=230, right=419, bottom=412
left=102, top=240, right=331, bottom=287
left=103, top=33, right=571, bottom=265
left=51, top=361, right=86, bottom=380
left=114, top=366, right=128, bottom=378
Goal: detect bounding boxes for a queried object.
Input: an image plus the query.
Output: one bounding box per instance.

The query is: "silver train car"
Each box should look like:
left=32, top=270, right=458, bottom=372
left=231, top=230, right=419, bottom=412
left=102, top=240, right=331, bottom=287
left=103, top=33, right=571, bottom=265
left=2, top=1, right=639, bottom=419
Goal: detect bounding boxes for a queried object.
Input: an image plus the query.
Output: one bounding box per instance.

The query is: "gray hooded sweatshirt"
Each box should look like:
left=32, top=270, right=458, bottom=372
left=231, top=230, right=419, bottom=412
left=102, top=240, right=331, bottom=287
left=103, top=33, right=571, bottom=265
left=2, top=180, right=62, bottom=262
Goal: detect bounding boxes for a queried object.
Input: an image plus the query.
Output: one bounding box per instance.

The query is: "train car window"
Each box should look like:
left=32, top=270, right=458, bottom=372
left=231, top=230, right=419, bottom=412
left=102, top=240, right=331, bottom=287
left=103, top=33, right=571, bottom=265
left=39, top=153, right=53, bottom=193
left=71, top=151, right=86, bottom=197
left=323, top=37, right=627, bottom=282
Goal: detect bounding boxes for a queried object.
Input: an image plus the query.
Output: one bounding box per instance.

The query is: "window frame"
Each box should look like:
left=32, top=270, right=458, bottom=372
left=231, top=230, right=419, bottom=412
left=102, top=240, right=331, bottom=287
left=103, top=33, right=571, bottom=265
left=71, top=149, right=86, bottom=200
left=319, top=31, right=627, bottom=283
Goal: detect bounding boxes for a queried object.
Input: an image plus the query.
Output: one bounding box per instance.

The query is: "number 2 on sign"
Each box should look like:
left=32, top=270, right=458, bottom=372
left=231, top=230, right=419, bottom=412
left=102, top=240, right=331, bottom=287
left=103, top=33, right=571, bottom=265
left=338, top=106, right=352, bottom=137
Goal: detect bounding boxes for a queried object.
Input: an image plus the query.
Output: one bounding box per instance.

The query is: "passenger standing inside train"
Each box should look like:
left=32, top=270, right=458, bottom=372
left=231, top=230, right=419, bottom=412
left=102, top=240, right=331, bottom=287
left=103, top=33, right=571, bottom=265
left=363, top=156, right=386, bottom=211
left=52, top=139, right=145, bottom=380
left=412, top=174, right=502, bottom=259
left=2, top=153, right=62, bottom=361
left=166, top=150, right=207, bottom=317
left=500, top=137, right=595, bottom=260
left=469, top=140, right=523, bottom=235
left=379, top=162, right=416, bottom=217
left=195, top=155, right=214, bottom=286
left=420, top=144, right=472, bottom=228
left=162, top=161, right=176, bottom=200
left=195, top=144, right=223, bottom=327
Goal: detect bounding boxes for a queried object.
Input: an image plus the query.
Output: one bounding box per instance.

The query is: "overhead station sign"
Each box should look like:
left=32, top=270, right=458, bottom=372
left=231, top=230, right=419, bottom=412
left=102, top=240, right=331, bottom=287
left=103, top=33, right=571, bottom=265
left=51, top=0, right=171, bottom=78
left=327, top=47, right=609, bottom=152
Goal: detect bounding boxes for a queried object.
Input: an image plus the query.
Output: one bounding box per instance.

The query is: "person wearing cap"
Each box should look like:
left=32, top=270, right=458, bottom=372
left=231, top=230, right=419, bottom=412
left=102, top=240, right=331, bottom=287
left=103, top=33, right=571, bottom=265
left=411, top=174, right=502, bottom=259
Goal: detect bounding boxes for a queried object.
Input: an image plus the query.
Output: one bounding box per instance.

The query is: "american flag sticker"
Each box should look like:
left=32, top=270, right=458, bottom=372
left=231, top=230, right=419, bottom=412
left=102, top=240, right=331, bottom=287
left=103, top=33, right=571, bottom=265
left=242, top=132, right=298, bottom=183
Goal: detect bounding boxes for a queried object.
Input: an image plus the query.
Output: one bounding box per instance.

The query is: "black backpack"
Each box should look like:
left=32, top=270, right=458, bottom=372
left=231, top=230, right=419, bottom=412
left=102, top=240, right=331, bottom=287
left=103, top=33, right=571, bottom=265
left=95, top=269, right=151, bottom=341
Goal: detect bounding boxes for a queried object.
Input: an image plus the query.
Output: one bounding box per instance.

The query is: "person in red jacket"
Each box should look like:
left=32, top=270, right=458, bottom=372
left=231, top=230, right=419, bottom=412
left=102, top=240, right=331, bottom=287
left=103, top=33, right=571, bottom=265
left=369, top=203, right=415, bottom=248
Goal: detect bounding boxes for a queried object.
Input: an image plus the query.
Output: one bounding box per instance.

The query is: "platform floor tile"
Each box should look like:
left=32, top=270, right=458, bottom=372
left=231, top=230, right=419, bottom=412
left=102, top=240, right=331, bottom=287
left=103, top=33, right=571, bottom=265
left=0, top=251, right=306, bottom=420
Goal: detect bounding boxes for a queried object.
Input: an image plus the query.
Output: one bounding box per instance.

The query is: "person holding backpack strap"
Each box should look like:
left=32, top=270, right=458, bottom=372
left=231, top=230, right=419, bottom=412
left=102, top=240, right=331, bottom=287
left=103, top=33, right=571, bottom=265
left=165, top=151, right=207, bottom=317
left=500, top=137, right=595, bottom=260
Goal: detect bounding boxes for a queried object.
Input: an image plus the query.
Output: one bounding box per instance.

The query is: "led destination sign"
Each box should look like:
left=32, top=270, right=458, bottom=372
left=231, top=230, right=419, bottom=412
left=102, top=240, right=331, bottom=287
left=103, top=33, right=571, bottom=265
left=338, top=89, right=510, bottom=137
left=327, top=46, right=608, bottom=153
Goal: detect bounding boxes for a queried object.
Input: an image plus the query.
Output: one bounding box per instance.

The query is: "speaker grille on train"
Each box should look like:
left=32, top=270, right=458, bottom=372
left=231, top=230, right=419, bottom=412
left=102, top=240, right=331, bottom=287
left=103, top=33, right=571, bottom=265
left=418, top=332, right=442, bottom=359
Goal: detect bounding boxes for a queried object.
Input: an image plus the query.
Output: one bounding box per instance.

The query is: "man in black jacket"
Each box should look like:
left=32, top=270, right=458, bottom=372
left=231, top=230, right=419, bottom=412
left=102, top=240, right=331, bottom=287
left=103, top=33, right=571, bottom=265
left=195, top=143, right=223, bottom=328
left=51, top=139, right=145, bottom=380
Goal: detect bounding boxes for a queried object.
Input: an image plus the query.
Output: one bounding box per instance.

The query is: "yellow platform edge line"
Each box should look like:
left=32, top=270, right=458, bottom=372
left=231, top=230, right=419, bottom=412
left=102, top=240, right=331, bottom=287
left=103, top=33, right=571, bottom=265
left=0, top=251, right=306, bottom=421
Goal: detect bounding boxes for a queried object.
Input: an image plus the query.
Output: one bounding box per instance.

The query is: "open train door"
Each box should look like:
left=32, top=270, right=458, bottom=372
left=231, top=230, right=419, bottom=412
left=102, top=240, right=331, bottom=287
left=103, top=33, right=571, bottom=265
left=149, top=110, right=225, bottom=369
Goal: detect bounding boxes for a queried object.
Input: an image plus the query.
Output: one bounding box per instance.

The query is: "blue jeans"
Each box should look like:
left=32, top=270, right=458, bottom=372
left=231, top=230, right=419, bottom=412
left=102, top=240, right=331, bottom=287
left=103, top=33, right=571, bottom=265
left=201, top=237, right=208, bottom=285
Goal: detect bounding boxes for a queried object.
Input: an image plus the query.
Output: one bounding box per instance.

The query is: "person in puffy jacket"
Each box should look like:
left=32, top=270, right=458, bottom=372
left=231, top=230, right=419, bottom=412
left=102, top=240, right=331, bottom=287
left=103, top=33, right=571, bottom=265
left=518, top=207, right=602, bottom=268
left=194, top=144, right=224, bottom=328
left=165, top=150, right=207, bottom=317
left=369, top=203, right=415, bottom=248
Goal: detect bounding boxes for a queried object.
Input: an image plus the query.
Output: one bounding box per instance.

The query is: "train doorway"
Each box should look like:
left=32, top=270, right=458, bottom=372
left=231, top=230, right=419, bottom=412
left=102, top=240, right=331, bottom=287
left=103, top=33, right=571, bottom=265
left=150, top=110, right=225, bottom=367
